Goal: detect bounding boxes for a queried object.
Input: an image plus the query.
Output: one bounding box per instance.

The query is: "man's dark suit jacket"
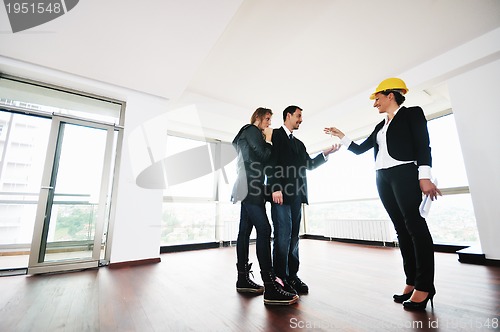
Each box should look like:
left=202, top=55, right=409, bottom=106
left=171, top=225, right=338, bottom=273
left=347, top=106, right=432, bottom=167
left=268, top=126, right=326, bottom=205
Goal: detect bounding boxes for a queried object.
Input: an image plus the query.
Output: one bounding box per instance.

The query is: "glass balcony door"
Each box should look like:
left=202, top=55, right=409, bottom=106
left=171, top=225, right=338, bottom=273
left=28, top=116, right=115, bottom=274
left=0, top=110, right=51, bottom=273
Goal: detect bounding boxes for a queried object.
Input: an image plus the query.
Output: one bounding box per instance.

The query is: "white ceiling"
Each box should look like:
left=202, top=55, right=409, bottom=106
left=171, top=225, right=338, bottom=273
left=1, top=0, right=500, bottom=151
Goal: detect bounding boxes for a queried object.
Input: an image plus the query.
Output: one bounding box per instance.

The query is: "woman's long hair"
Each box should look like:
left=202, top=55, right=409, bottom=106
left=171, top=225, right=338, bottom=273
left=250, top=107, right=273, bottom=125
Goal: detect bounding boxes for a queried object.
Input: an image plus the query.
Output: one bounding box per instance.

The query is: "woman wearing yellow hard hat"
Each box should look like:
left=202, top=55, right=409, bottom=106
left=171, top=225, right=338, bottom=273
left=325, top=77, right=441, bottom=311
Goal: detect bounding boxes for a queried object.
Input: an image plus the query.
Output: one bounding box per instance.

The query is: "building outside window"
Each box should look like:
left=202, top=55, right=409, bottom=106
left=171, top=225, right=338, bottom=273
left=305, top=112, right=479, bottom=246
left=160, top=135, right=241, bottom=246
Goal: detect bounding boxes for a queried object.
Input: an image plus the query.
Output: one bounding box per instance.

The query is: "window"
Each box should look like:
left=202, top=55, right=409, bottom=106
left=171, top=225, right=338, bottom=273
left=305, top=112, right=479, bottom=246
left=161, top=135, right=215, bottom=199
left=160, top=136, right=241, bottom=246
left=0, top=112, right=51, bottom=246
left=307, top=147, right=378, bottom=203
left=161, top=202, right=217, bottom=245
left=425, top=113, right=478, bottom=245
left=0, top=74, right=124, bottom=271
left=0, top=77, right=122, bottom=125
left=305, top=139, right=386, bottom=239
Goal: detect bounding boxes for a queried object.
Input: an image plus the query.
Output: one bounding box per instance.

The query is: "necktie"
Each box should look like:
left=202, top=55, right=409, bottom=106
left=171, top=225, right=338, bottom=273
left=289, top=134, right=297, bottom=154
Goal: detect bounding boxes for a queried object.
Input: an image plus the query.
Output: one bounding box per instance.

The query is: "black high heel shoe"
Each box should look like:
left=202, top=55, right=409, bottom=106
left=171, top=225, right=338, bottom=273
left=402, top=291, right=435, bottom=311
left=393, top=291, right=413, bottom=303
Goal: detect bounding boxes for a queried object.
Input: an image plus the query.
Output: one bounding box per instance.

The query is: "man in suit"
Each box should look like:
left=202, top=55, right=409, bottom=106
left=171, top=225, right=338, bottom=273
left=268, top=105, right=339, bottom=294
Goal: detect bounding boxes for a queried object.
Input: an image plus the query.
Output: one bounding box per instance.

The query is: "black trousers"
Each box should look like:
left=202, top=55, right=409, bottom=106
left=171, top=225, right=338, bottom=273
left=376, top=163, right=435, bottom=293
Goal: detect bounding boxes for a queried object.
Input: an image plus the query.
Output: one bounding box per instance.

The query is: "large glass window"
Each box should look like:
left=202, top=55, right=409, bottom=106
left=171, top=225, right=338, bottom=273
left=305, top=112, right=479, bottom=246
left=425, top=113, right=478, bottom=245
left=305, top=199, right=395, bottom=242
left=161, top=202, right=217, bottom=245
left=0, top=75, right=124, bottom=272
left=307, top=147, right=378, bottom=203
left=305, top=138, right=385, bottom=240
left=0, top=112, right=51, bottom=250
left=160, top=136, right=241, bottom=246
left=424, top=193, right=478, bottom=244
left=161, top=136, right=215, bottom=199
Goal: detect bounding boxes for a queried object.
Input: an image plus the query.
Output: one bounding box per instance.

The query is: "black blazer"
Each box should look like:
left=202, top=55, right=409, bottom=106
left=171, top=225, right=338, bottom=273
left=268, top=127, right=326, bottom=205
left=347, top=106, right=432, bottom=167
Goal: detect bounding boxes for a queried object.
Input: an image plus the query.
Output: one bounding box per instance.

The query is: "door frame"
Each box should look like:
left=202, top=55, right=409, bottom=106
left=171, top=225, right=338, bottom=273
left=28, top=115, right=118, bottom=275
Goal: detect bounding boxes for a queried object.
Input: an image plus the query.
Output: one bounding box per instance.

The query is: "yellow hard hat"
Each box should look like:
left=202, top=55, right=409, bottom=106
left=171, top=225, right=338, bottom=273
left=370, top=78, right=409, bottom=99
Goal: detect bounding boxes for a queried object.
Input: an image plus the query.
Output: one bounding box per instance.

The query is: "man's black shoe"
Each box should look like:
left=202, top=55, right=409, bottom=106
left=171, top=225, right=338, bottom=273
left=289, top=277, right=309, bottom=294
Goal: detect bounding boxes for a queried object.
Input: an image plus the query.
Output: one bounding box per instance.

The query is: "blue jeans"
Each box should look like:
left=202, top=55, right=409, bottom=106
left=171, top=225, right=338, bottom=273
left=236, top=202, right=272, bottom=271
left=271, top=195, right=302, bottom=280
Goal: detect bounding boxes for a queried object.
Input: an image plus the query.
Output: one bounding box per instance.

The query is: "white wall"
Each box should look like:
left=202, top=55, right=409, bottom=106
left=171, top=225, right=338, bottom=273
left=108, top=92, right=166, bottom=264
left=0, top=56, right=165, bottom=264
left=448, top=59, right=500, bottom=260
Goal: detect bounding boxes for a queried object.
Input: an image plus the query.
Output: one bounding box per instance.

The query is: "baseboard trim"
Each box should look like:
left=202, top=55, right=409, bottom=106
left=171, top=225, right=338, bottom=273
left=108, top=257, right=161, bottom=269
left=457, top=246, right=500, bottom=266
left=457, top=252, right=500, bottom=266
left=434, top=243, right=469, bottom=253
left=160, top=242, right=220, bottom=253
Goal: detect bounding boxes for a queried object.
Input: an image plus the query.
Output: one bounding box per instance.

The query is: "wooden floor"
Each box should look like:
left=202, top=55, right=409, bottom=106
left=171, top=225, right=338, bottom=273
left=0, top=239, right=499, bottom=332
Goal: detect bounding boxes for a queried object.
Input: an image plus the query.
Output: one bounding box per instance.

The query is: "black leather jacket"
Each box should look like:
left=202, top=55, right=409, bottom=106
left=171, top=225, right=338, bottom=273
left=231, top=124, right=272, bottom=204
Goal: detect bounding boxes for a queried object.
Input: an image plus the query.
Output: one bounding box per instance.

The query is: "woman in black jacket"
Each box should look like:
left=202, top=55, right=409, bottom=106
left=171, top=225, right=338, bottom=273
left=326, top=78, right=441, bottom=311
left=232, top=107, right=298, bottom=305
